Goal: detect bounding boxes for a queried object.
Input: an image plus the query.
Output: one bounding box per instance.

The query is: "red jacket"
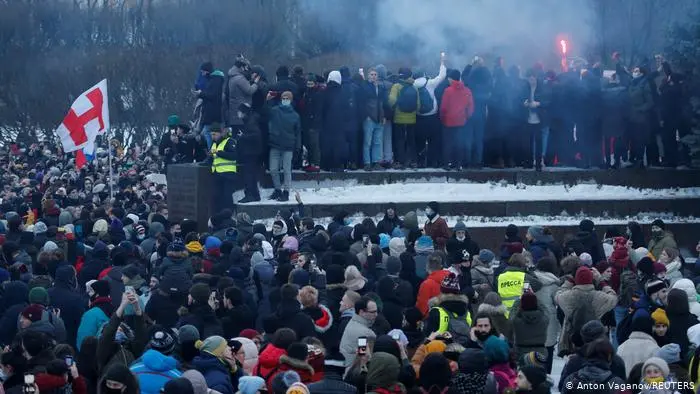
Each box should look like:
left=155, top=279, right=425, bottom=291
left=416, top=269, right=450, bottom=317
left=265, top=355, right=319, bottom=392
left=440, top=81, right=474, bottom=127
left=35, top=374, right=87, bottom=394
left=424, top=216, right=451, bottom=251
left=255, top=344, right=287, bottom=379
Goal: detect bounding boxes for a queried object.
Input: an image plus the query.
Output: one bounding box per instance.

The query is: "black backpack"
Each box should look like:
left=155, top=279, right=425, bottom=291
left=395, top=83, right=418, bottom=113
left=417, top=81, right=434, bottom=114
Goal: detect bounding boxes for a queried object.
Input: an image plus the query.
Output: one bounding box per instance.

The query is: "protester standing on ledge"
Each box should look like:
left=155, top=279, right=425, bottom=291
left=209, top=123, right=238, bottom=213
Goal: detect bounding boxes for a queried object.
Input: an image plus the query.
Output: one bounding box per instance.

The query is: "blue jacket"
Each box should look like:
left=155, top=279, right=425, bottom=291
left=192, top=353, right=234, bottom=394
left=76, top=306, right=109, bottom=350
left=130, top=349, right=182, bottom=394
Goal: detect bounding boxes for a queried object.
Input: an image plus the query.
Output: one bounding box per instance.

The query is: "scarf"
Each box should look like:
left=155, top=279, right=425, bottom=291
left=90, top=296, right=114, bottom=317
left=450, top=372, right=487, bottom=394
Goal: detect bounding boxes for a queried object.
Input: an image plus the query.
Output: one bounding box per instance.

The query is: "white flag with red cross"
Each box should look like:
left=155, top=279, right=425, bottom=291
left=55, top=79, right=110, bottom=154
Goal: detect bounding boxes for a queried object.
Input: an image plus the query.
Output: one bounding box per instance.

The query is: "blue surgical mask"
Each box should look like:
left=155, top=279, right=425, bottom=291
left=281, top=99, right=292, bottom=107
left=115, top=331, right=128, bottom=344
left=343, top=218, right=351, bottom=226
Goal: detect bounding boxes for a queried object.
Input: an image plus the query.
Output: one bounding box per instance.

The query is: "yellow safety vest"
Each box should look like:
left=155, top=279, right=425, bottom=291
left=211, top=137, right=237, bottom=174
left=434, top=306, right=472, bottom=332
left=497, top=270, right=526, bottom=318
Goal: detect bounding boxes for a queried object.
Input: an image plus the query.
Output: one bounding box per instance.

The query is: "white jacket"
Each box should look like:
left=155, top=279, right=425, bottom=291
left=672, top=279, right=700, bottom=319
left=617, top=331, right=660, bottom=378
left=413, top=64, right=447, bottom=116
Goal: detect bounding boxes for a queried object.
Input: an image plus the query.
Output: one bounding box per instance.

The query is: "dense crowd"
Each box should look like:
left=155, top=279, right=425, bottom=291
left=1, top=150, right=700, bottom=394
left=159, top=52, right=689, bottom=203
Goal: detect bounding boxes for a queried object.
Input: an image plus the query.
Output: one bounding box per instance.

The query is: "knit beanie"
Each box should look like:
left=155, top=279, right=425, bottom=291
left=574, top=266, right=593, bottom=285
left=195, top=336, right=228, bottom=358
left=178, top=325, right=200, bottom=343
left=162, top=378, right=194, bottom=394
left=520, top=352, right=547, bottom=370
left=425, top=340, right=447, bottom=354
left=645, top=279, right=667, bottom=298
left=521, top=366, right=548, bottom=388
left=483, top=336, right=509, bottom=364
left=651, top=219, right=666, bottom=231
left=28, top=287, right=50, bottom=305
left=506, top=224, right=519, bottom=238
left=271, top=371, right=301, bottom=394
left=656, top=343, right=681, bottom=365
left=527, top=226, right=544, bottom=240
left=651, top=308, right=669, bottom=326
left=579, top=219, right=595, bottom=233
left=631, top=315, right=654, bottom=336
left=286, top=382, right=310, bottom=394
left=580, top=320, right=606, bottom=343
left=149, top=328, right=176, bottom=355
left=579, top=253, right=593, bottom=267
left=21, top=304, right=44, bottom=322
left=283, top=237, right=299, bottom=252
left=90, top=280, right=111, bottom=297
left=440, top=273, right=460, bottom=294
left=520, top=292, right=538, bottom=311
left=478, top=249, right=495, bottom=264
left=653, top=262, right=667, bottom=275
left=182, top=370, right=208, bottom=394
left=238, top=376, right=266, bottom=394
left=458, top=348, right=488, bottom=373
left=642, top=357, right=670, bottom=377
left=189, top=283, right=211, bottom=305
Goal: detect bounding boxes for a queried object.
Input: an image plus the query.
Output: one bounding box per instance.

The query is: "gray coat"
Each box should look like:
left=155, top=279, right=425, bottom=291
left=226, top=65, right=259, bottom=126
left=534, top=270, right=562, bottom=347
left=555, top=283, right=617, bottom=355
left=339, top=314, right=376, bottom=370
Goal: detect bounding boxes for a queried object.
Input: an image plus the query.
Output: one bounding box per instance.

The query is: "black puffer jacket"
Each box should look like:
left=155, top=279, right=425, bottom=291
left=199, top=70, right=225, bottom=126
left=271, top=299, right=315, bottom=339
left=48, top=266, right=85, bottom=347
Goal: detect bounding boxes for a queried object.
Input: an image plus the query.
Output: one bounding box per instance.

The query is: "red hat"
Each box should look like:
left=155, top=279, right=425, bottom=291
left=21, top=304, right=44, bottom=323
left=575, top=266, right=593, bottom=286
left=653, top=262, right=667, bottom=274
left=440, top=273, right=461, bottom=294
left=239, top=329, right=260, bottom=340
left=520, top=292, right=538, bottom=311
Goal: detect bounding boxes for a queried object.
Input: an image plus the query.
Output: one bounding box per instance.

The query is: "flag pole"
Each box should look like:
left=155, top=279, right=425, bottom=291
left=108, top=128, right=114, bottom=200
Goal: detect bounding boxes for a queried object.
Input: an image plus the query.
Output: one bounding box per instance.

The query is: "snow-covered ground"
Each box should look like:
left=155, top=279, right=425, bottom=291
left=241, top=183, right=700, bottom=205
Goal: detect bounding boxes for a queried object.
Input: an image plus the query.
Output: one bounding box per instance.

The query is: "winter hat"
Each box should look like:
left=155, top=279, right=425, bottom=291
left=631, top=315, right=654, bottom=336
left=579, top=219, right=595, bottom=233
left=642, top=357, right=670, bottom=377
left=178, top=325, right=200, bottom=343
left=168, top=115, right=180, bottom=127
left=282, top=236, right=299, bottom=252
left=574, top=266, right=594, bottom=285
left=238, top=376, right=266, bottom=394
left=447, top=69, right=461, bottom=81
left=398, top=67, right=413, bottom=79
left=458, top=348, right=488, bottom=373
left=33, top=222, right=48, bottom=235
left=653, top=262, right=667, bottom=274
left=271, top=370, right=301, bottom=394
left=239, top=329, right=260, bottom=340
left=386, top=256, right=401, bottom=275
left=196, top=336, right=228, bottom=358
left=415, top=235, right=434, bottom=250
left=526, top=226, right=544, bottom=240
left=134, top=224, right=146, bottom=237
left=290, top=269, right=311, bottom=288
left=425, top=340, right=447, bottom=354
left=632, top=248, right=652, bottom=265
left=440, top=273, right=460, bottom=294
left=651, top=308, right=669, bottom=326
left=478, top=249, right=495, bottom=264
left=90, top=279, right=111, bottom=297
left=42, top=241, right=58, bottom=252
left=506, top=224, right=519, bottom=238
left=389, top=237, right=406, bottom=257
left=579, top=253, right=593, bottom=267
left=204, top=236, right=222, bottom=252
left=651, top=219, right=666, bottom=231
left=656, top=344, right=681, bottom=365
left=182, top=370, right=208, bottom=394
left=327, top=70, right=341, bottom=84
left=520, top=366, right=548, bottom=388
left=28, top=287, right=50, bottom=305
left=520, top=292, right=538, bottom=311
left=483, top=336, right=510, bottom=364
left=637, top=256, right=655, bottom=276
left=379, top=233, right=391, bottom=249
left=149, top=329, right=176, bottom=355
left=402, top=211, right=419, bottom=231
left=21, top=304, right=44, bottom=322
left=520, top=352, right=547, bottom=370
left=344, top=266, right=366, bottom=291
left=162, top=378, right=194, bottom=394
left=580, top=320, right=606, bottom=343
left=426, top=201, right=439, bottom=214
left=483, top=292, right=502, bottom=306
left=645, top=279, right=667, bottom=297
left=168, top=238, right=186, bottom=253
left=453, top=221, right=467, bottom=233
left=287, top=382, right=310, bottom=394
left=189, top=283, right=211, bottom=305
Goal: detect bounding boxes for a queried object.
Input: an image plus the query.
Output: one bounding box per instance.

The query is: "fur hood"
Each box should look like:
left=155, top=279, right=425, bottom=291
left=478, top=303, right=508, bottom=316
left=279, top=355, right=314, bottom=375
left=438, top=293, right=469, bottom=306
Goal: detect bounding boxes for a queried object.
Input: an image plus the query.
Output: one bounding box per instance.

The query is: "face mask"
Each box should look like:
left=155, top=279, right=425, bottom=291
left=115, top=331, right=128, bottom=344
left=343, top=218, right=351, bottom=226
left=644, top=376, right=664, bottom=385
left=281, top=99, right=292, bottom=107
left=632, top=72, right=642, bottom=79
left=425, top=208, right=434, bottom=216
left=456, top=234, right=466, bottom=242
left=137, top=234, right=145, bottom=241
left=102, top=387, right=125, bottom=394
left=237, top=111, right=245, bottom=119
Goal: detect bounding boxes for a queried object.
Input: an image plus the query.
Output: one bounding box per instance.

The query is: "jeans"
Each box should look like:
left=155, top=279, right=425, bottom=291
left=202, top=124, right=213, bottom=151
left=383, top=122, right=393, bottom=163
left=363, top=118, right=384, bottom=165
left=528, top=123, right=549, bottom=165
left=611, top=305, right=628, bottom=350
left=269, top=148, right=293, bottom=191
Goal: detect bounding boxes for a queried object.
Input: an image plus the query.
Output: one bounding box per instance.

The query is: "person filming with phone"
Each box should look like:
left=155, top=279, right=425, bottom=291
left=339, top=296, right=378, bottom=370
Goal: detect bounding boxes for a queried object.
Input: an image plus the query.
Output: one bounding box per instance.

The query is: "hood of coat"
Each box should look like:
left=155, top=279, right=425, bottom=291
left=279, top=355, right=315, bottom=375
left=672, top=279, right=699, bottom=304
left=516, top=309, right=547, bottom=325
left=304, top=304, right=334, bottom=333
left=142, top=349, right=179, bottom=372
left=477, top=303, right=508, bottom=317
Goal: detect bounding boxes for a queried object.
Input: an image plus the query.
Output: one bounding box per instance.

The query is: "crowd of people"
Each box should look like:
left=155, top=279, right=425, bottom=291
left=158, top=52, right=690, bottom=204
left=1, top=150, right=700, bottom=394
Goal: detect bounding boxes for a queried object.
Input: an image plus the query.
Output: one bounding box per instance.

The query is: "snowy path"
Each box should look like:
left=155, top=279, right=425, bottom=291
left=242, top=183, right=700, bottom=205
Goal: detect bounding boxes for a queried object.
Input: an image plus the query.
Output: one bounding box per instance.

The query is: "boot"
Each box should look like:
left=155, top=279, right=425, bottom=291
left=269, top=189, right=282, bottom=200
left=277, top=190, right=290, bottom=202
left=238, top=195, right=260, bottom=204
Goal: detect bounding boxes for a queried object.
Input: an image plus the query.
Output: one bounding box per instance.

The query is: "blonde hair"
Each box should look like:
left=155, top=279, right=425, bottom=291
left=299, top=285, right=319, bottom=308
